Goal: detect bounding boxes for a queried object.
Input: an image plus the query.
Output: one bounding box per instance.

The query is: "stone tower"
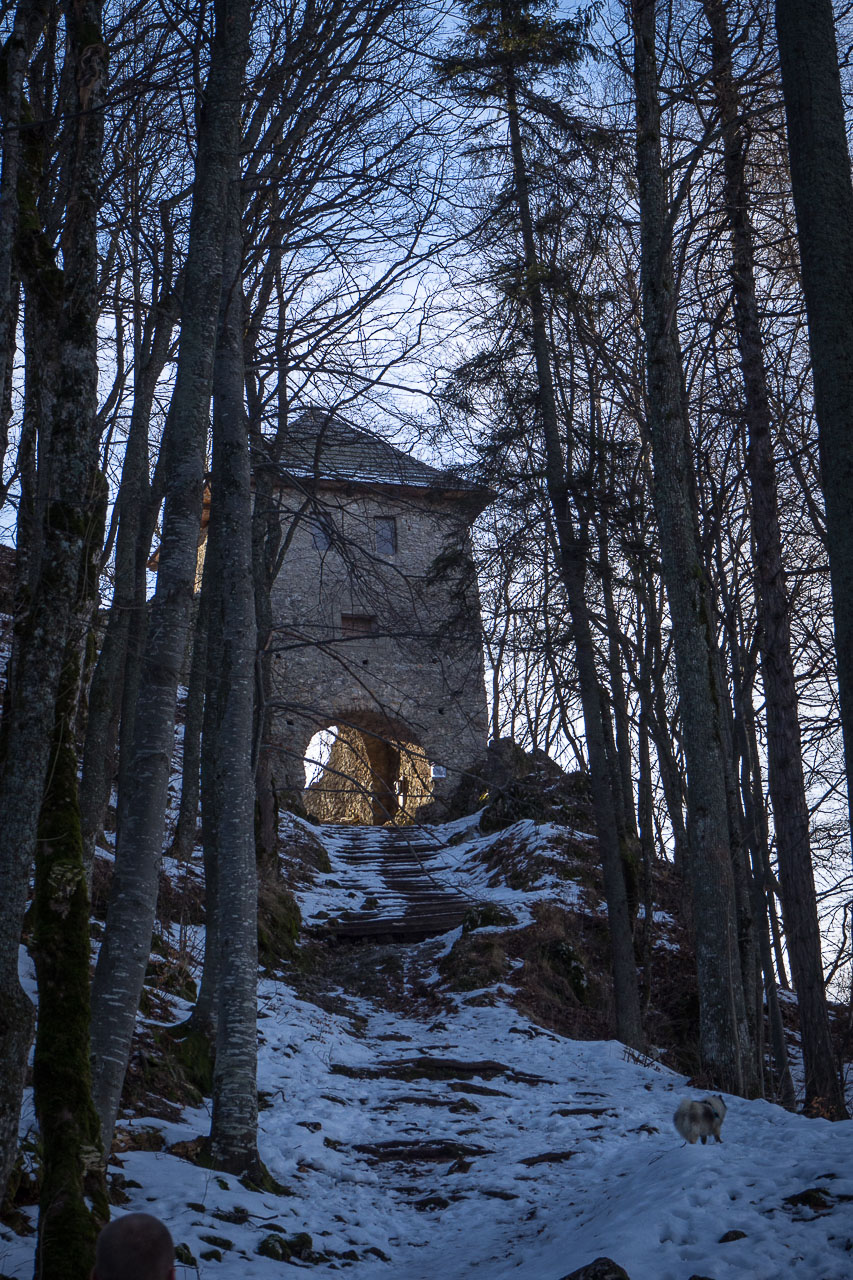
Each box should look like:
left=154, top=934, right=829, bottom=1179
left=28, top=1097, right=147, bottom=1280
left=266, top=409, right=491, bottom=822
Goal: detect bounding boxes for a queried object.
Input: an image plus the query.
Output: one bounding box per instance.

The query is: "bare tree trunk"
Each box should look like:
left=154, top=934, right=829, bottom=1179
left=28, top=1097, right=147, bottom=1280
left=113, top=546, right=150, bottom=841
left=169, top=584, right=209, bottom=863
left=0, top=0, right=50, bottom=495
left=601, top=540, right=638, bottom=840
left=736, top=709, right=796, bottom=1110
left=633, top=562, right=690, bottom=877
left=246, top=302, right=293, bottom=873
left=503, top=52, right=643, bottom=1049
left=250, top=462, right=283, bottom=877
left=206, top=185, right=262, bottom=1178
left=89, top=0, right=253, bottom=1154
left=630, top=0, right=754, bottom=1093
left=0, top=3, right=107, bottom=1200
left=705, top=0, right=846, bottom=1118
left=712, top=565, right=761, bottom=1068
left=775, top=0, right=853, bottom=850
left=637, top=708, right=656, bottom=1009
left=189, top=548, right=220, bottom=1040
left=80, top=295, right=179, bottom=880
left=33, top=647, right=109, bottom=1280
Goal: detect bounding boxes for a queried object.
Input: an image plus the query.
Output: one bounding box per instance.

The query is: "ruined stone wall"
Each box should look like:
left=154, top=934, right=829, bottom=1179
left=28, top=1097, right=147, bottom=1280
left=268, top=483, right=488, bottom=817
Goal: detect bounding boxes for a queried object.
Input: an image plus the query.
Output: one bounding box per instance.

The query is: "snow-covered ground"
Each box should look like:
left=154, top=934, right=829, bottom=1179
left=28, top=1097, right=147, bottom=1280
left=3, top=817, right=853, bottom=1279
left=294, top=810, right=592, bottom=938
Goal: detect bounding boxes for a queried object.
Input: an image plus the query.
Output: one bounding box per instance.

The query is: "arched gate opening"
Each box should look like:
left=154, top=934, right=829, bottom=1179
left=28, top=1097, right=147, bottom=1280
left=303, top=715, right=433, bottom=825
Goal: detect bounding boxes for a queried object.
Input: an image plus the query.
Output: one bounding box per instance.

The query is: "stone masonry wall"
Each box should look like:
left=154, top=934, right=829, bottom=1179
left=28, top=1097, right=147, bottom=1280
left=267, top=482, right=488, bottom=818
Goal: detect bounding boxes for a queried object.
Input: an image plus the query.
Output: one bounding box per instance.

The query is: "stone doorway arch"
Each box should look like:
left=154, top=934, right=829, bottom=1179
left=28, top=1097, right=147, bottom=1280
left=302, top=711, right=433, bottom=825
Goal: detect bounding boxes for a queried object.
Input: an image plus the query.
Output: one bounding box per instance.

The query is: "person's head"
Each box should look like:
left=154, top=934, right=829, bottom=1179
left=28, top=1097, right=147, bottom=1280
left=92, top=1213, right=175, bottom=1280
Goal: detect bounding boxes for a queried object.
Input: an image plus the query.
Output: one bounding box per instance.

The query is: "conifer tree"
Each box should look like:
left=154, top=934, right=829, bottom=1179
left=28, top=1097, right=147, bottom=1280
left=440, top=0, right=644, bottom=1050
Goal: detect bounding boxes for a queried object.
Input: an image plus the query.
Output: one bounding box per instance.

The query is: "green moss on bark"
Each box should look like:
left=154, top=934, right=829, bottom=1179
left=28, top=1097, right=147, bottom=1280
left=32, top=654, right=107, bottom=1280
left=257, top=881, right=301, bottom=966
left=619, top=835, right=641, bottom=920
left=166, top=1023, right=215, bottom=1097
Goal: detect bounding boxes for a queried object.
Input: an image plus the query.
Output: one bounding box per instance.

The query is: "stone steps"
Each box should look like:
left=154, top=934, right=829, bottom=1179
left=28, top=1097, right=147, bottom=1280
left=315, top=825, right=470, bottom=943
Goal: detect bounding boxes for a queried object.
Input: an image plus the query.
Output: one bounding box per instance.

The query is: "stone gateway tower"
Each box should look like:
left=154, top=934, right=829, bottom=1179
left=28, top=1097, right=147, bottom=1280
left=266, top=409, right=492, bottom=823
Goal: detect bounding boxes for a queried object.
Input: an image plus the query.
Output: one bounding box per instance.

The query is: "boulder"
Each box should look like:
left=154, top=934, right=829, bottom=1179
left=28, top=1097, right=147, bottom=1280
left=559, top=1259, right=631, bottom=1280
left=447, top=738, right=594, bottom=834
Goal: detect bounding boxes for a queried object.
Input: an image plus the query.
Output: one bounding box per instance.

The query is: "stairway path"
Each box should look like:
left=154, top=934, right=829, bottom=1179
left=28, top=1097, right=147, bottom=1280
left=311, top=824, right=471, bottom=943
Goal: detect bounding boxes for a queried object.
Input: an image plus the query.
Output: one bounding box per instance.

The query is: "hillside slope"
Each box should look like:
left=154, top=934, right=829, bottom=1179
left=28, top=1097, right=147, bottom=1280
left=3, top=813, right=852, bottom=1279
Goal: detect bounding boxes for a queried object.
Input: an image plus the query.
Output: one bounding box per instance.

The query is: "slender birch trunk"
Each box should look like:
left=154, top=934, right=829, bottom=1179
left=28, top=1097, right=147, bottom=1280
left=89, top=0, right=253, bottom=1153
left=630, top=0, right=754, bottom=1093
left=704, top=0, right=846, bottom=1118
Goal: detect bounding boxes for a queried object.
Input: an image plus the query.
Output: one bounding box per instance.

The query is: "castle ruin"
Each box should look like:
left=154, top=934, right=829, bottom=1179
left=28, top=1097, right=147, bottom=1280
left=265, top=409, right=491, bottom=823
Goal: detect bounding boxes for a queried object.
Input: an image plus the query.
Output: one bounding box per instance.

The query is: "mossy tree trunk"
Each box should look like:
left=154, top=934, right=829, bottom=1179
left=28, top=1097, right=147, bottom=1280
left=33, top=654, right=108, bottom=1280
left=0, top=0, right=107, bottom=1202
left=33, top=336, right=108, bottom=1280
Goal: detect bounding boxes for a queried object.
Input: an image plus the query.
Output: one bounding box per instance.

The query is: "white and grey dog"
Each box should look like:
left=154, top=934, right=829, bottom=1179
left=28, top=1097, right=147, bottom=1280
left=673, top=1094, right=727, bottom=1144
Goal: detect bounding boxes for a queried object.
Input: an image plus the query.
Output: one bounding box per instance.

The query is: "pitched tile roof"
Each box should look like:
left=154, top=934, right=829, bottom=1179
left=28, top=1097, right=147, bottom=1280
left=272, top=407, right=488, bottom=501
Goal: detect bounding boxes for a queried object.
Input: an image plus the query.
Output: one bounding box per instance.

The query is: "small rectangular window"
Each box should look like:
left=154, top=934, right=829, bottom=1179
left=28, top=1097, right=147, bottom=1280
left=374, top=515, right=397, bottom=556
left=341, top=613, right=376, bottom=638
left=311, top=518, right=332, bottom=551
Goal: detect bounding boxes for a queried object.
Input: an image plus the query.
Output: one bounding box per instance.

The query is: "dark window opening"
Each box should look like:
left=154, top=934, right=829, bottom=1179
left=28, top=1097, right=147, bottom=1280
left=341, top=613, right=376, bottom=638
left=374, top=515, right=397, bottom=556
